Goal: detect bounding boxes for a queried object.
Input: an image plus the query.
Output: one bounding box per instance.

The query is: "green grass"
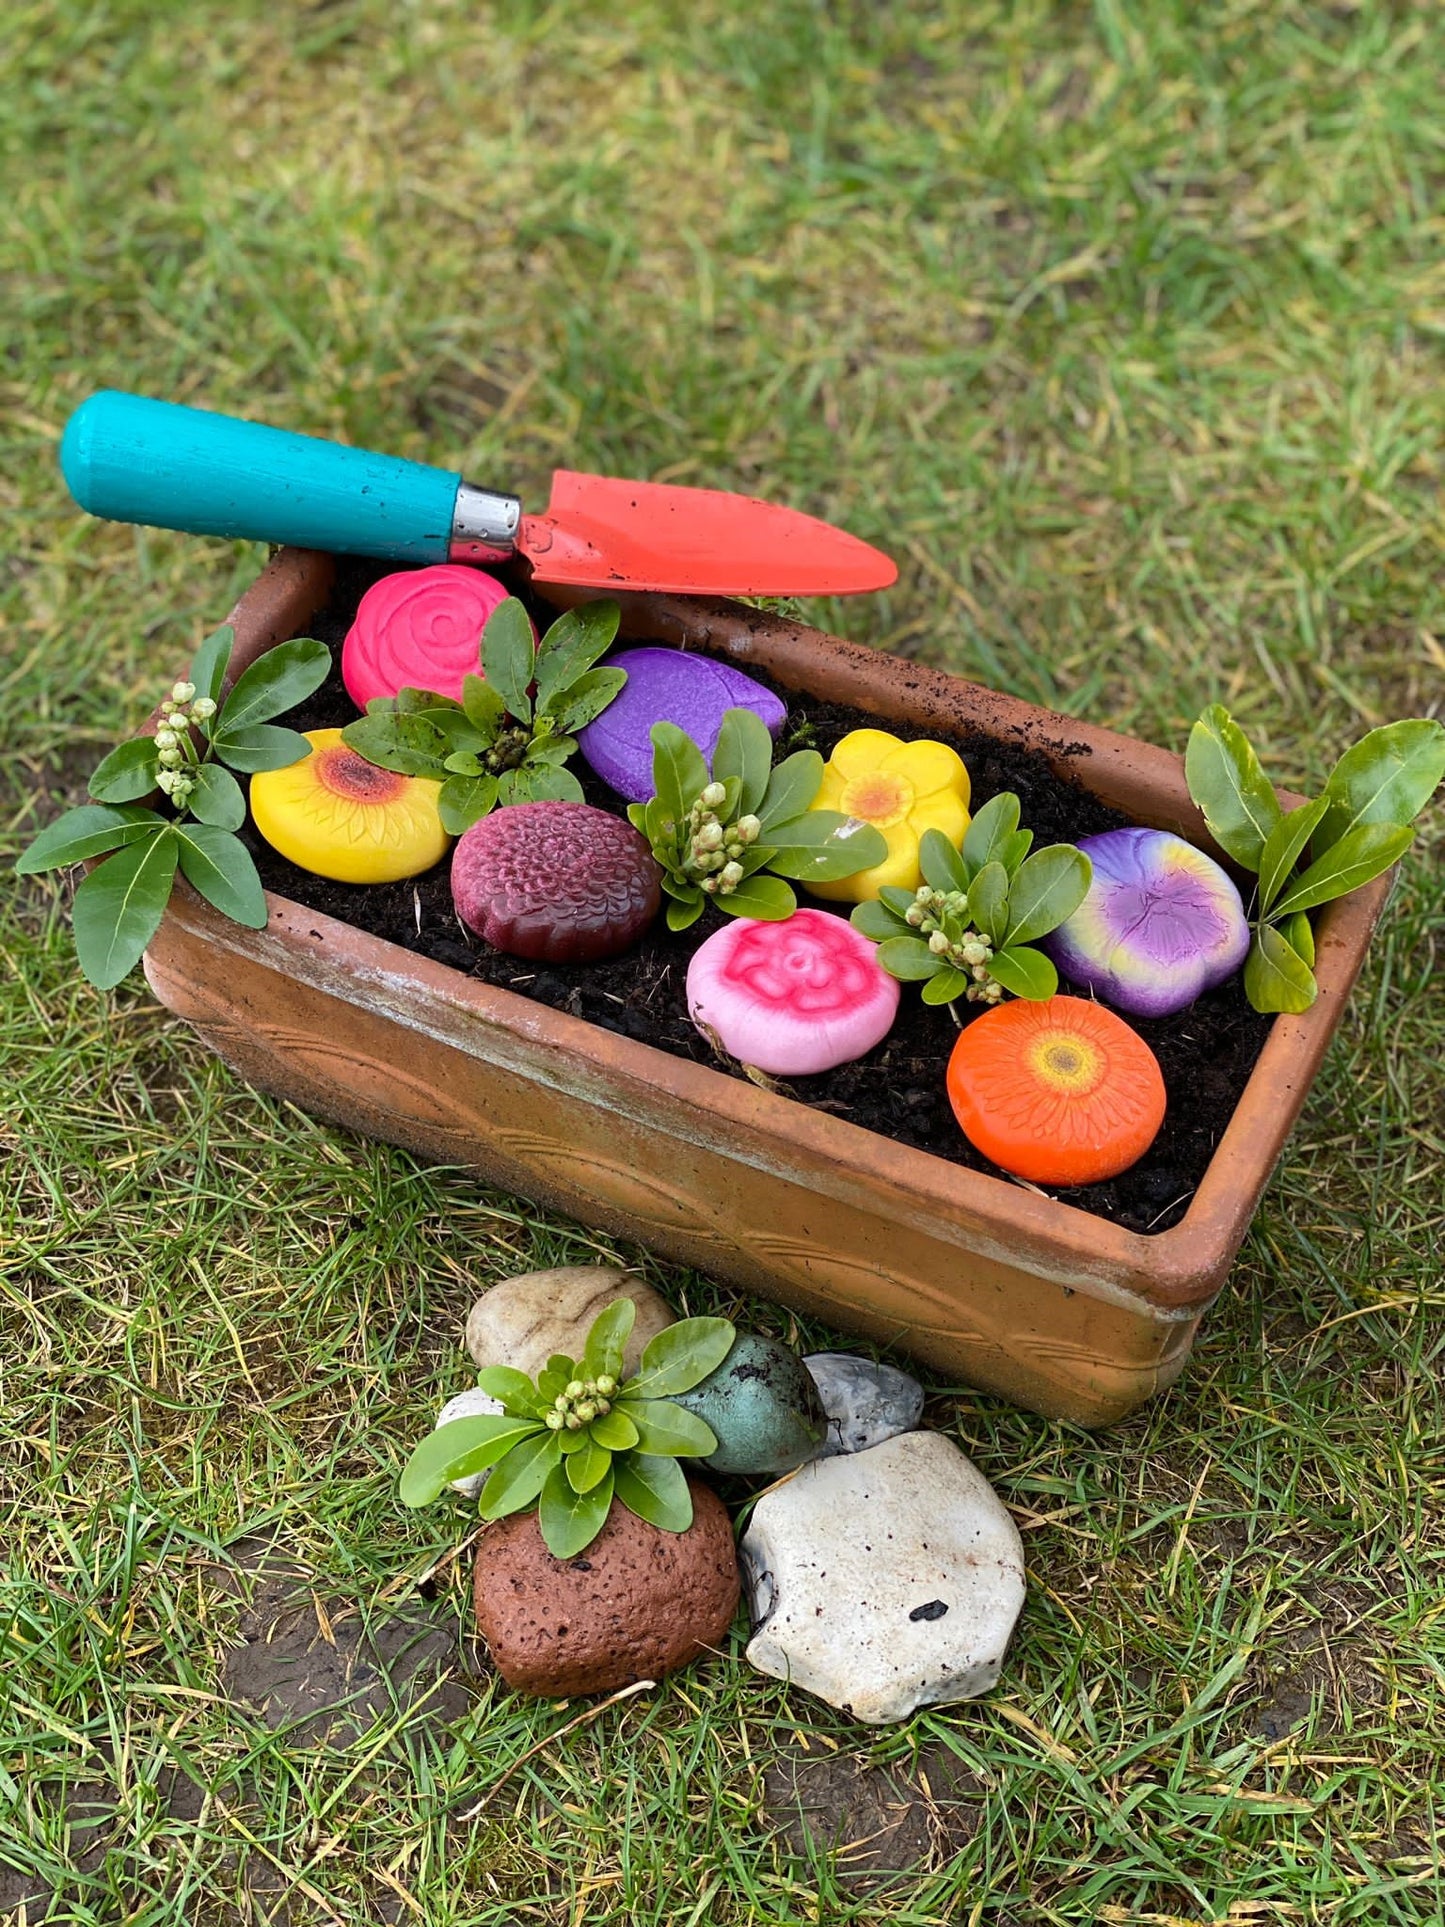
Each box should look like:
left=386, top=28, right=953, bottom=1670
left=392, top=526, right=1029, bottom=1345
left=3, top=1, right=1443, bottom=1920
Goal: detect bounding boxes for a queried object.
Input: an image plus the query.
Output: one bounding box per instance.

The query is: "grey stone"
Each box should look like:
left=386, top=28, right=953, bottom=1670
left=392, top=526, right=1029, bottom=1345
left=740, top=1431, right=1026, bottom=1724
left=464, top=1265, right=674, bottom=1380
left=803, top=1352, right=924, bottom=1456
left=436, top=1385, right=504, bottom=1498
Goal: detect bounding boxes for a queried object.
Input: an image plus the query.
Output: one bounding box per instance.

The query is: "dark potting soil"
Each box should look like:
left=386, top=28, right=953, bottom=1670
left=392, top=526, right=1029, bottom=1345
left=244, top=558, right=1272, bottom=1235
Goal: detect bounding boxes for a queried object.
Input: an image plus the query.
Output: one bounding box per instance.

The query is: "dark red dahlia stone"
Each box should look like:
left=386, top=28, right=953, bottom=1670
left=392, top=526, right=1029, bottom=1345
left=451, top=801, right=663, bottom=964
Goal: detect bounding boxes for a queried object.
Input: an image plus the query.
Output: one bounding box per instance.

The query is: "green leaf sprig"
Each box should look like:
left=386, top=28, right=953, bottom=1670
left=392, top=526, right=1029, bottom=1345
left=16, top=625, right=329, bottom=988
left=626, top=706, right=887, bottom=930
left=1185, top=707, right=1444, bottom=1014
left=400, top=1300, right=735, bottom=1558
left=849, top=795, right=1092, bottom=1006
left=340, top=597, right=626, bottom=835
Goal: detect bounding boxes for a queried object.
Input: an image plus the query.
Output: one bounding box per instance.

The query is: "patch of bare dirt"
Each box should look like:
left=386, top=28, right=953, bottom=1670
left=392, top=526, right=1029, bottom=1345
left=217, top=1540, right=480, bottom=1739
left=762, top=1740, right=981, bottom=1888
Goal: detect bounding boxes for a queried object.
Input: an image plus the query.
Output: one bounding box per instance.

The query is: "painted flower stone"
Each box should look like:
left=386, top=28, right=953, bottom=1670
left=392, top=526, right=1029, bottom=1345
left=576, top=648, right=786, bottom=803
left=687, top=908, right=899, bottom=1076
left=341, top=564, right=517, bottom=709
left=805, top=729, right=971, bottom=902
left=451, top=800, right=661, bottom=963
left=1045, top=828, right=1249, bottom=1018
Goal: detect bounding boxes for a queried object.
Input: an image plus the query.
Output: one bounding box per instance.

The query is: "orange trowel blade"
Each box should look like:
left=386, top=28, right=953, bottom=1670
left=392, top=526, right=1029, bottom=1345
left=516, top=469, right=897, bottom=597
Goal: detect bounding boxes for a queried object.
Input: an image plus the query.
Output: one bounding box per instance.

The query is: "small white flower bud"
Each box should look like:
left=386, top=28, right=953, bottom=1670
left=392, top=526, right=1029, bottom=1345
left=158, top=746, right=183, bottom=768
left=972, top=963, right=988, bottom=980
left=905, top=906, right=924, bottom=927
left=700, top=782, right=726, bottom=809
left=962, top=942, right=987, bottom=966
left=736, top=815, right=761, bottom=844
left=565, top=1380, right=584, bottom=1400
left=575, top=1400, right=597, bottom=1423
left=565, top=1413, right=583, bottom=1430
left=545, top=1411, right=564, bottom=1430
left=928, top=930, right=951, bottom=955
left=154, top=728, right=178, bottom=750
left=192, top=696, right=216, bottom=720
left=701, top=876, right=718, bottom=893
left=155, top=769, right=176, bottom=794
left=595, top=1375, right=616, bottom=1396
left=172, top=681, right=195, bottom=704
left=719, top=860, right=744, bottom=889
left=915, top=885, right=932, bottom=902
left=695, top=823, right=724, bottom=853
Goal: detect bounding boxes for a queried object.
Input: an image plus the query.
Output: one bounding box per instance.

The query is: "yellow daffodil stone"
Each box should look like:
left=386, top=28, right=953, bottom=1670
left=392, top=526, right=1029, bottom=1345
left=806, top=728, right=971, bottom=902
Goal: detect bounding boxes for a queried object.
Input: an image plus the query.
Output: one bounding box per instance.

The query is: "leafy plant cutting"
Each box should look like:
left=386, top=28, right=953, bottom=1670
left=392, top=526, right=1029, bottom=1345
left=1185, top=708, right=1445, bottom=1013
left=849, top=793, right=1092, bottom=1004
left=399, top=1300, right=736, bottom=1558
left=628, top=705, right=887, bottom=929
left=15, top=624, right=329, bottom=988
left=341, top=596, right=626, bottom=834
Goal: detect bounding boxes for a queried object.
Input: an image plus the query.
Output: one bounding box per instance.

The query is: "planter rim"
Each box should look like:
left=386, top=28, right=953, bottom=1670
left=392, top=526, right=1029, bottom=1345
left=177, top=547, right=1390, bottom=1320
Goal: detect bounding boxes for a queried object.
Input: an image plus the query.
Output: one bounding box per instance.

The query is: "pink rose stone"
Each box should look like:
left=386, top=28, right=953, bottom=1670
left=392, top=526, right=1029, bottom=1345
left=342, top=565, right=521, bottom=709
left=687, top=909, right=900, bottom=1076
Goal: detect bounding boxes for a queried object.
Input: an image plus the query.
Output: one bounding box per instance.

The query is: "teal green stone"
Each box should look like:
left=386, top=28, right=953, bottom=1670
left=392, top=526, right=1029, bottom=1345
left=674, top=1334, right=827, bottom=1475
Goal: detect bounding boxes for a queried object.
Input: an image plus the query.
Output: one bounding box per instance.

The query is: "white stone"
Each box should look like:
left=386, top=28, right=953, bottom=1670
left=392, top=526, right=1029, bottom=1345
left=803, top=1352, right=924, bottom=1456
left=740, top=1431, right=1025, bottom=1724
left=464, top=1266, right=674, bottom=1381
left=435, top=1387, right=504, bottom=1498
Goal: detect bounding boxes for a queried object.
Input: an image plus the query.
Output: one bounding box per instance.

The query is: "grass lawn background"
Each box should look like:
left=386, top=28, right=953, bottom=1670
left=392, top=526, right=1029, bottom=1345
left=3, top=2, right=1443, bottom=1920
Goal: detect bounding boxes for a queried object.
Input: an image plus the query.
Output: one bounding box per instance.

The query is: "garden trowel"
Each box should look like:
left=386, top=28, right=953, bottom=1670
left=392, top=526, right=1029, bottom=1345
left=60, top=391, right=897, bottom=597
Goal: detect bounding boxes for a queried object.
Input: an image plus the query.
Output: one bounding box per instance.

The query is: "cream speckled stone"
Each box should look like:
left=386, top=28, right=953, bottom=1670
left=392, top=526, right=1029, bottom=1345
left=435, top=1386, right=505, bottom=1499
left=464, top=1266, right=675, bottom=1380
left=740, top=1431, right=1025, bottom=1724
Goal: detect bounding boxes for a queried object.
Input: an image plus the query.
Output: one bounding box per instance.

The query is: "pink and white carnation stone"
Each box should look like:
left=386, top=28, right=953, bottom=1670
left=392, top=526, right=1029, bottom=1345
left=686, top=908, right=899, bottom=1076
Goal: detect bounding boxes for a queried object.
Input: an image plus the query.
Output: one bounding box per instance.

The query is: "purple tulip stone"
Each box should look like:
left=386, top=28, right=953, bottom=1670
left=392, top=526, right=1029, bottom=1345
left=576, top=648, right=787, bottom=803
left=1044, top=828, right=1250, bottom=1018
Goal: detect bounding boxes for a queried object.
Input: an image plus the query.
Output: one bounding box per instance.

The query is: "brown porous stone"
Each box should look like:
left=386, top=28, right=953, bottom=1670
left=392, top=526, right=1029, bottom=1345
left=472, top=1479, right=739, bottom=1696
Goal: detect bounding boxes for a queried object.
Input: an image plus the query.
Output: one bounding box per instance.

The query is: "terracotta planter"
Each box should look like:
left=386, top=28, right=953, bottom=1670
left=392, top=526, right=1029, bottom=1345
left=141, top=549, right=1389, bottom=1426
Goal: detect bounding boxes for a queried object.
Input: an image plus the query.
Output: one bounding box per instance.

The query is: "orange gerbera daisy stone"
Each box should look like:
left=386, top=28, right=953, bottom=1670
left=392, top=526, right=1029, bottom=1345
left=946, top=995, right=1166, bottom=1186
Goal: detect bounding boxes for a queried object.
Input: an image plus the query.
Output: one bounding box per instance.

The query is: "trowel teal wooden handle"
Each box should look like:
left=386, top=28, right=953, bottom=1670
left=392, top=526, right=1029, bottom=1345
left=59, top=391, right=522, bottom=565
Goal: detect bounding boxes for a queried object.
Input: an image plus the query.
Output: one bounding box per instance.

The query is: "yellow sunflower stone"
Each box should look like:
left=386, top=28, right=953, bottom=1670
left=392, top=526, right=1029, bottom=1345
left=806, top=728, right=971, bottom=902
left=249, top=728, right=449, bottom=883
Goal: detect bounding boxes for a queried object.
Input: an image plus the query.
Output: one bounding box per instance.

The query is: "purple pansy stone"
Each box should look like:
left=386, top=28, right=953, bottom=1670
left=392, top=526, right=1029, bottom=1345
left=576, top=648, right=787, bottom=802
left=1044, top=828, right=1250, bottom=1018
